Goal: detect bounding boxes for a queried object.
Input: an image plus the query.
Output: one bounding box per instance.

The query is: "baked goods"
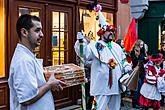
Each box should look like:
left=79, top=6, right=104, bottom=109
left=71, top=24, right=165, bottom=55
left=44, top=63, right=86, bottom=87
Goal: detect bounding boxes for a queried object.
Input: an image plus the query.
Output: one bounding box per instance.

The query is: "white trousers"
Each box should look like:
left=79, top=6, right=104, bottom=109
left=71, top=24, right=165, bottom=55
left=95, top=95, right=121, bottom=110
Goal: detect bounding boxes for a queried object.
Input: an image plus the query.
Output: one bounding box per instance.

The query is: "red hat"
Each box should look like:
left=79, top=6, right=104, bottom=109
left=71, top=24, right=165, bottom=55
left=149, top=53, right=163, bottom=62
left=97, top=25, right=115, bottom=36
left=94, top=4, right=115, bottom=36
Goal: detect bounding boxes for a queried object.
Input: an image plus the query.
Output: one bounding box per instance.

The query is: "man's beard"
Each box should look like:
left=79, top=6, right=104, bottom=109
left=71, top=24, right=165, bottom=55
left=28, top=34, right=38, bottom=49
left=103, top=33, right=112, bottom=43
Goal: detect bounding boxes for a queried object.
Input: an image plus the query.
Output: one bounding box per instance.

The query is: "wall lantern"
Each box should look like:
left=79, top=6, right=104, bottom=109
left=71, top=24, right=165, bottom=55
left=120, top=0, right=129, bottom=4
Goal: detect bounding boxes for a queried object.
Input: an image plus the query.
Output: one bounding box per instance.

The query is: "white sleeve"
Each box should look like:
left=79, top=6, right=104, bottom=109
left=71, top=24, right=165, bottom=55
left=157, top=76, right=165, bottom=92
left=13, top=59, right=39, bottom=103
left=145, top=71, right=156, bottom=84
left=120, top=47, right=132, bottom=73
left=74, top=39, right=93, bottom=61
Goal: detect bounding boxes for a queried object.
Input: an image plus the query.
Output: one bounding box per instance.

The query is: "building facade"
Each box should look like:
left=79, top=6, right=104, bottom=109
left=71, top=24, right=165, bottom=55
left=131, top=0, right=165, bottom=54
left=0, top=0, right=118, bottom=109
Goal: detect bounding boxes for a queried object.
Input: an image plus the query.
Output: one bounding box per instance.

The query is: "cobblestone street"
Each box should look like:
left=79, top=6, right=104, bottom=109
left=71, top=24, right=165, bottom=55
left=121, top=97, right=165, bottom=110
left=59, top=97, right=165, bottom=110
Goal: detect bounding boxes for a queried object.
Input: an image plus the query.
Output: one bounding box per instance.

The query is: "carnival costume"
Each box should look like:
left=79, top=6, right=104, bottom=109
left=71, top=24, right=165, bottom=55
left=139, top=53, right=165, bottom=110
left=74, top=4, right=131, bottom=110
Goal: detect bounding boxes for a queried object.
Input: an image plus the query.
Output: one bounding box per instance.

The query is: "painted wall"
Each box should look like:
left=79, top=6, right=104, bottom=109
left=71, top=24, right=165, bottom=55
left=0, top=0, right=5, bottom=77
left=117, top=0, right=131, bottom=39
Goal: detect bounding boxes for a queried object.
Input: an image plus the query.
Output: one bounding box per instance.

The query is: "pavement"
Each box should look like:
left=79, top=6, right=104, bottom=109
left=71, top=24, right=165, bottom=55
left=59, top=97, right=165, bottom=110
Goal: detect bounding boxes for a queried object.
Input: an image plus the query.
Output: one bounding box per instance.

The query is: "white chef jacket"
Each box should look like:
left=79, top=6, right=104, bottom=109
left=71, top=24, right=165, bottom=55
left=74, top=40, right=127, bottom=96
left=8, top=43, right=55, bottom=110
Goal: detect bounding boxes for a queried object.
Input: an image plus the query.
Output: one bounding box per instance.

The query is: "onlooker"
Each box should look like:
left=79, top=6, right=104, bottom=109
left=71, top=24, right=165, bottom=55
left=116, top=39, right=124, bottom=49
left=8, top=14, right=66, bottom=110
left=139, top=53, right=165, bottom=110
left=116, top=39, right=132, bottom=63
left=130, top=39, right=148, bottom=109
left=158, top=38, right=165, bottom=107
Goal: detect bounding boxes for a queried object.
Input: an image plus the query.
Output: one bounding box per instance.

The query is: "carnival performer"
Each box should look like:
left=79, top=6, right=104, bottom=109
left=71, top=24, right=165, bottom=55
left=74, top=4, right=131, bottom=110
left=139, top=53, right=165, bottom=110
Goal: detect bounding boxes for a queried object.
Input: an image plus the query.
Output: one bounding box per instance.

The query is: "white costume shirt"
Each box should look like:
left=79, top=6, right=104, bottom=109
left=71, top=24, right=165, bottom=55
left=75, top=40, right=128, bottom=96
left=8, top=43, right=55, bottom=110
left=157, top=74, right=165, bottom=96
left=140, top=65, right=161, bottom=101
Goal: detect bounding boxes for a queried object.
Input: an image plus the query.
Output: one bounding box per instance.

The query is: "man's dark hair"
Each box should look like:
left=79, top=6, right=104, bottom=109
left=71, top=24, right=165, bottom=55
left=16, top=14, right=41, bottom=40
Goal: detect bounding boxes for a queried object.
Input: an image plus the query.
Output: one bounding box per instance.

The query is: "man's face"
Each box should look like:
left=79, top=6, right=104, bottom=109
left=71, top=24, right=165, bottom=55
left=121, top=40, right=124, bottom=48
left=155, top=60, right=162, bottom=67
left=161, top=43, right=165, bottom=51
left=28, top=20, right=43, bottom=49
left=103, top=31, right=113, bottom=43
left=140, top=42, right=144, bottom=49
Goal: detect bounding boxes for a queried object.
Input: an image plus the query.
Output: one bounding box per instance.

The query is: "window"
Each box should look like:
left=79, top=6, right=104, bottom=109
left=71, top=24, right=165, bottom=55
left=79, top=9, right=114, bottom=41
left=0, top=0, right=5, bottom=78
left=52, top=12, right=68, bottom=65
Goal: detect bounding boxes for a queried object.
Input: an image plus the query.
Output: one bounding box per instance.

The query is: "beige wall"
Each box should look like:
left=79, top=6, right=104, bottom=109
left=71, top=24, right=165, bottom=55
left=117, top=0, right=131, bottom=39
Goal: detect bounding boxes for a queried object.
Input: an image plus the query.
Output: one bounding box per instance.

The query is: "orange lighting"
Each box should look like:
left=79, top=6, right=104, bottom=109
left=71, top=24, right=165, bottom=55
left=0, top=0, right=5, bottom=77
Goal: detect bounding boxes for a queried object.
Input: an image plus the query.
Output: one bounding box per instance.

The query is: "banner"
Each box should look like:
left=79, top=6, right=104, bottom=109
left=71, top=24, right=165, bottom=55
left=124, top=17, right=138, bottom=52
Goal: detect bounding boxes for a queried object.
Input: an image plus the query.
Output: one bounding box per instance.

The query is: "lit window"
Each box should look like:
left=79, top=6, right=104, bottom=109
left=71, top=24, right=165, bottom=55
left=79, top=9, right=114, bottom=41
left=0, top=0, right=5, bottom=77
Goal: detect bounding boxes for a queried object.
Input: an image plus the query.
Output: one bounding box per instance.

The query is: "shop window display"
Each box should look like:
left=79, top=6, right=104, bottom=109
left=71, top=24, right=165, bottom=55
left=79, top=9, right=114, bottom=41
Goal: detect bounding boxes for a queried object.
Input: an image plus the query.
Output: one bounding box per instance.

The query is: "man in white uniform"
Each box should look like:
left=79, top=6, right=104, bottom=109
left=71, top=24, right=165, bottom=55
left=74, top=4, right=131, bottom=110
left=8, top=14, right=66, bottom=110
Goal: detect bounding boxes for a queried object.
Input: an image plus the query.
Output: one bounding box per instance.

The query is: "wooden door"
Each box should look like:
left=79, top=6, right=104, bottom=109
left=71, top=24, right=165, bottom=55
left=138, top=1, right=165, bottom=54
left=10, top=1, right=78, bottom=109
left=46, top=4, right=77, bottom=109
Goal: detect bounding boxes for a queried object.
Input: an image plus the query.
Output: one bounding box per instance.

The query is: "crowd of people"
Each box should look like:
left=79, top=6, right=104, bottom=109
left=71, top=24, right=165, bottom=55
left=74, top=4, right=165, bottom=110
left=75, top=32, right=165, bottom=110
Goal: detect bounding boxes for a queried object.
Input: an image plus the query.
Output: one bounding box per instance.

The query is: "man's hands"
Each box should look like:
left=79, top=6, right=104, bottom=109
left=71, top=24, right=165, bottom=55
left=47, top=72, right=67, bottom=91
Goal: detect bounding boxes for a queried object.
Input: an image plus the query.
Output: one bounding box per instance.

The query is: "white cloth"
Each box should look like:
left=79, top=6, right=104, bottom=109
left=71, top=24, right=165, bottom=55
left=95, top=95, right=121, bottom=110
left=8, top=43, right=55, bottom=110
left=74, top=40, right=128, bottom=96
left=140, top=83, right=161, bottom=101
left=140, top=66, right=161, bottom=101
left=157, top=75, right=165, bottom=96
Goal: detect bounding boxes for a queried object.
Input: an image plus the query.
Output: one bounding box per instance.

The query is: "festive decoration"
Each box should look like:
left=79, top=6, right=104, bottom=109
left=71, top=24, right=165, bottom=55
left=95, top=42, right=104, bottom=51
left=108, top=58, right=117, bottom=69
left=93, top=4, right=102, bottom=12
left=148, top=53, right=163, bottom=63
left=97, top=29, right=104, bottom=36
left=108, top=58, right=117, bottom=88
left=93, top=4, right=115, bottom=37
left=91, top=97, right=97, bottom=110
left=79, top=33, right=86, bottom=110
left=95, top=42, right=105, bottom=64
left=123, top=17, right=138, bottom=52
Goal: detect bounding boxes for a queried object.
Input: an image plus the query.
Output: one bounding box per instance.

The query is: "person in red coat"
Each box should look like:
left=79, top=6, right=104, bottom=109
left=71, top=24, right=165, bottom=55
left=139, top=53, right=165, bottom=110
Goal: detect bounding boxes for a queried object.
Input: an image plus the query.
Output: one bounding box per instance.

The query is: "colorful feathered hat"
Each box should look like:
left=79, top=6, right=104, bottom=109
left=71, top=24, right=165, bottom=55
left=94, top=4, right=115, bottom=36
left=149, top=53, right=163, bottom=62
